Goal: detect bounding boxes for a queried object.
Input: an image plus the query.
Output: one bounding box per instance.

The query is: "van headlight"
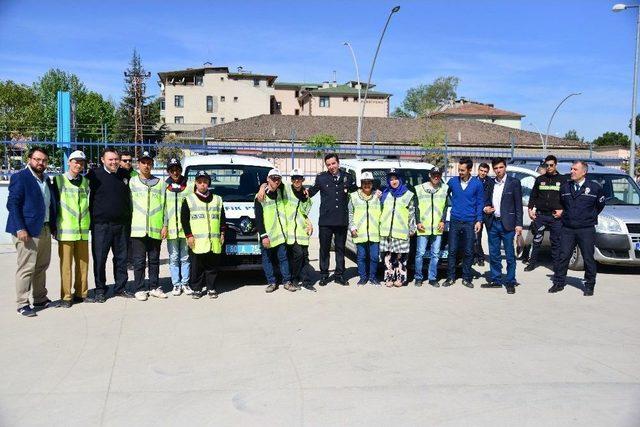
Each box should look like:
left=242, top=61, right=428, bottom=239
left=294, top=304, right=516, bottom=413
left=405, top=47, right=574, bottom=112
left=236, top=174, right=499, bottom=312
left=595, top=215, right=622, bottom=233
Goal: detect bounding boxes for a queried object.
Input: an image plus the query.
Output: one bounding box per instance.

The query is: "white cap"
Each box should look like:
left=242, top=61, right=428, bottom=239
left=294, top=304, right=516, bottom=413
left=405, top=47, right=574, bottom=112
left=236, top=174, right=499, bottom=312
left=267, top=168, right=282, bottom=178
left=69, top=150, right=86, bottom=161
left=290, top=168, right=304, bottom=178
left=360, top=171, right=374, bottom=181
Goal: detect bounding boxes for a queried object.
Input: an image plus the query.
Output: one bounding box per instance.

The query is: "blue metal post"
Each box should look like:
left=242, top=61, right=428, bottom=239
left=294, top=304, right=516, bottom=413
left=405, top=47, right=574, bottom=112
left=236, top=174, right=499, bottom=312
left=57, top=91, right=72, bottom=172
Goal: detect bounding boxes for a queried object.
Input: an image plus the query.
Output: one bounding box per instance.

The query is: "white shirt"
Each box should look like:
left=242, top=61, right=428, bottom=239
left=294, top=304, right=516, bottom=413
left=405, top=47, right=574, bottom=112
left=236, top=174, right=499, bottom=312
left=574, top=178, right=586, bottom=191
left=27, top=165, right=51, bottom=223
left=460, top=177, right=470, bottom=190
left=492, top=176, right=506, bottom=218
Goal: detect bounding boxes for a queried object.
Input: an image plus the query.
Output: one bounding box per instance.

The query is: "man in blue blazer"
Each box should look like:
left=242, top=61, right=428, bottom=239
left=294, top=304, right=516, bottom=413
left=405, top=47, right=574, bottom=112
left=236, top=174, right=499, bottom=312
left=482, top=158, right=523, bottom=294
left=5, top=147, right=58, bottom=317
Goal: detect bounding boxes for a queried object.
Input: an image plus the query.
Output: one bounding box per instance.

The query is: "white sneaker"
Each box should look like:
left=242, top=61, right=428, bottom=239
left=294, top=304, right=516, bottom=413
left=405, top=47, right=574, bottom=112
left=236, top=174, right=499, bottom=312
left=182, top=285, right=194, bottom=295
left=171, top=285, right=182, bottom=296
left=134, top=291, right=148, bottom=301
left=149, top=287, right=168, bottom=299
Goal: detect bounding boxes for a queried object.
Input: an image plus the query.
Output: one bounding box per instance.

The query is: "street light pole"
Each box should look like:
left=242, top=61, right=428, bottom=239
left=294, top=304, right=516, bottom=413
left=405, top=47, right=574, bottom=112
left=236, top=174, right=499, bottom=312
left=543, top=92, right=581, bottom=156
left=613, top=3, right=640, bottom=177
left=343, top=42, right=362, bottom=149
left=357, top=5, right=400, bottom=158
left=529, top=122, right=545, bottom=148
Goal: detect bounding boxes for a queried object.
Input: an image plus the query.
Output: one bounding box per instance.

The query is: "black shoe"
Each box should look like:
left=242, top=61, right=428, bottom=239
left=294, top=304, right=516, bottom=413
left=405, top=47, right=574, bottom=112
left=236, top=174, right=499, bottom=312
left=17, top=305, right=37, bottom=317
left=302, top=283, right=317, bottom=292
left=524, top=264, right=536, bottom=272
left=548, top=284, right=565, bottom=293
left=334, top=276, right=347, bottom=286
left=462, top=280, right=474, bottom=289
left=59, top=300, right=73, bottom=308
left=265, top=283, right=278, bottom=293
left=319, top=276, right=329, bottom=287
left=33, top=299, right=53, bottom=309
left=208, top=290, right=219, bottom=299
left=192, top=290, right=203, bottom=299
left=428, top=280, right=440, bottom=287
left=583, top=287, right=594, bottom=296
left=114, top=290, right=134, bottom=299
left=441, top=279, right=454, bottom=287
left=481, top=282, right=502, bottom=289
left=369, top=278, right=381, bottom=286
left=94, top=292, right=106, bottom=303
left=356, top=278, right=368, bottom=286
left=506, top=285, right=516, bottom=294
left=414, top=280, right=423, bottom=287
left=72, top=296, right=85, bottom=304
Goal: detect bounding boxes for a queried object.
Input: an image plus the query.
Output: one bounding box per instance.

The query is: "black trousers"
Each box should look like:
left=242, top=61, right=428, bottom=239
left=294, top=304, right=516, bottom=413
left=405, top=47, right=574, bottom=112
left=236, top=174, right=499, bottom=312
left=131, top=236, right=161, bottom=292
left=190, top=250, right=219, bottom=292
left=529, top=214, right=562, bottom=273
left=288, top=243, right=313, bottom=286
left=474, top=225, right=485, bottom=262
left=319, top=225, right=347, bottom=278
left=554, top=226, right=597, bottom=288
left=91, top=222, right=129, bottom=294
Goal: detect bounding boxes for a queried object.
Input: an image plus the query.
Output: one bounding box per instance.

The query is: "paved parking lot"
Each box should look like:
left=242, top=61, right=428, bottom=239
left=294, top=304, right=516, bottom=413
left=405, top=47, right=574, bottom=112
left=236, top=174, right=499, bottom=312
left=0, top=240, right=639, bottom=426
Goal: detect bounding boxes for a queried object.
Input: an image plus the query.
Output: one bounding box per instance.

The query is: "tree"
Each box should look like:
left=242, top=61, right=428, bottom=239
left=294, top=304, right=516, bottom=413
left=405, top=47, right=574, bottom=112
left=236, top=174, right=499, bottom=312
left=305, top=133, right=337, bottom=157
left=564, top=129, right=581, bottom=141
left=75, top=91, right=118, bottom=141
left=155, top=134, right=184, bottom=164
left=592, top=131, right=630, bottom=147
left=0, top=80, right=41, bottom=140
left=414, top=120, right=446, bottom=166
left=395, top=76, right=460, bottom=118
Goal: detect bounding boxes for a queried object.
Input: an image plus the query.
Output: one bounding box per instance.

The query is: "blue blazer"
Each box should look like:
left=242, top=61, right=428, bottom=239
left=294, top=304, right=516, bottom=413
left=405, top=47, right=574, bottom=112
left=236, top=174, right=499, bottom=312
left=5, top=168, right=57, bottom=237
left=484, top=175, right=523, bottom=232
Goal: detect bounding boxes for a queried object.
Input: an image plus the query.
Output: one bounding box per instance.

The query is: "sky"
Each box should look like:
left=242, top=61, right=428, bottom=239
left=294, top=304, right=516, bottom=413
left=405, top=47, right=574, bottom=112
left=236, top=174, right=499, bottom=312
left=0, top=0, right=637, bottom=141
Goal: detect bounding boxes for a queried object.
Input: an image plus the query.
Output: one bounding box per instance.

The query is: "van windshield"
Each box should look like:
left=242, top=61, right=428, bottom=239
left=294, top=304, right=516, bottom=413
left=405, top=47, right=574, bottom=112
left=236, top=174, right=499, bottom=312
left=362, top=168, right=431, bottom=190
left=588, top=173, right=640, bottom=206
left=185, top=165, right=271, bottom=202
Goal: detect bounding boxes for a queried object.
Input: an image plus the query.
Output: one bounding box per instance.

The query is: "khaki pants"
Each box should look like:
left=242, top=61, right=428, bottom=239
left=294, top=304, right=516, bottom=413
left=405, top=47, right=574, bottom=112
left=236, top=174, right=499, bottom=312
left=13, top=225, right=51, bottom=308
left=58, top=240, right=89, bottom=301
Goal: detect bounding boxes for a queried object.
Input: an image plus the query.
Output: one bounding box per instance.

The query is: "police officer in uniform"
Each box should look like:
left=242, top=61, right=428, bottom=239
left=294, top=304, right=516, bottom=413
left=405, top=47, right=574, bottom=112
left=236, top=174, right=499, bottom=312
left=525, top=155, right=567, bottom=273
left=307, top=153, right=357, bottom=286
left=549, top=161, right=605, bottom=296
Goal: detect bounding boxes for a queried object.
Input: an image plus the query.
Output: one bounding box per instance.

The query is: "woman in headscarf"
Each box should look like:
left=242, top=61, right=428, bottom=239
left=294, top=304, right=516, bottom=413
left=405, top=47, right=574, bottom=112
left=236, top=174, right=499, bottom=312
left=379, top=169, right=417, bottom=287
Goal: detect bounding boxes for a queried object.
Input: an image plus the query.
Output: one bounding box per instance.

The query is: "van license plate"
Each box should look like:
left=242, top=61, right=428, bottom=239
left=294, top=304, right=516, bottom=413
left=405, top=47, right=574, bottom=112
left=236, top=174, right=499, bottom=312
left=635, top=242, right=640, bottom=251
left=226, top=243, right=261, bottom=255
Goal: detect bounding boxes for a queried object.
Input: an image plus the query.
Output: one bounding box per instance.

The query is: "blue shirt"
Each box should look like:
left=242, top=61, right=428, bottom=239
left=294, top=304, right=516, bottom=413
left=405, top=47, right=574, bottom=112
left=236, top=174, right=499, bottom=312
left=447, top=176, right=484, bottom=222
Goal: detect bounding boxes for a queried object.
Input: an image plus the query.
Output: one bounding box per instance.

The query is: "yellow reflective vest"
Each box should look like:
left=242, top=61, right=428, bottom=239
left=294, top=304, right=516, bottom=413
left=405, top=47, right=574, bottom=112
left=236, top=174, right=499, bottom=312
left=164, top=181, right=191, bottom=239
left=349, top=191, right=381, bottom=243
left=185, top=193, right=223, bottom=254
left=284, top=185, right=312, bottom=246
left=55, top=174, right=90, bottom=241
left=129, top=175, right=165, bottom=239
left=415, top=182, right=448, bottom=236
left=379, top=191, right=414, bottom=240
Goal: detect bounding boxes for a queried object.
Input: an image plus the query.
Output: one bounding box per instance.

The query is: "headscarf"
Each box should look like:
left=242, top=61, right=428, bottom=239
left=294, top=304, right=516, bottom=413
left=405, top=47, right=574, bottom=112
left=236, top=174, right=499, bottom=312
left=380, top=171, right=408, bottom=203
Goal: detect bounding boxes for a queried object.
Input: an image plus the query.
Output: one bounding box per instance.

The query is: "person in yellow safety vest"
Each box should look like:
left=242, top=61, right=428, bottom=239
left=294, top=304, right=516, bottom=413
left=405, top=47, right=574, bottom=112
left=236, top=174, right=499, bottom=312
left=284, top=168, right=314, bottom=291
left=129, top=151, right=166, bottom=301
left=348, top=171, right=382, bottom=286
left=181, top=170, right=225, bottom=299
left=162, top=157, right=193, bottom=297
left=53, top=150, right=90, bottom=308
left=379, top=169, right=416, bottom=287
left=414, top=167, right=449, bottom=288
left=255, top=168, right=294, bottom=293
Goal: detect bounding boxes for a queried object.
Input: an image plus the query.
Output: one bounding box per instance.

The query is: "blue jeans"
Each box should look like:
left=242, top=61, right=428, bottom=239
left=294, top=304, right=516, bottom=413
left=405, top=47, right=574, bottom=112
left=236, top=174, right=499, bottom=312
left=447, top=220, right=475, bottom=281
left=356, top=242, right=379, bottom=281
left=415, top=235, right=442, bottom=281
left=167, top=238, right=190, bottom=286
left=261, top=244, right=291, bottom=285
left=488, top=220, right=516, bottom=285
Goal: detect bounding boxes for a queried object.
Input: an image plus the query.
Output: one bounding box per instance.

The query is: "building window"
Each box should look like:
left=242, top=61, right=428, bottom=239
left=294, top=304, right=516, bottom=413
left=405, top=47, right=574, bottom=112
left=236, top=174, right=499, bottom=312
left=195, top=75, right=203, bottom=85
left=160, top=99, right=165, bottom=110
left=253, top=78, right=260, bottom=86
left=220, top=117, right=225, bottom=123
left=233, top=96, right=238, bottom=103
left=295, top=109, right=300, bottom=116
left=174, top=116, right=184, bottom=124
left=206, top=96, right=213, bottom=113
left=234, top=118, right=239, bottom=121
left=221, top=96, right=226, bottom=102
left=319, top=96, right=330, bottom=108
left=174, top=95, right=184, bottom=108
left=211, top=117, right=217, bottom=125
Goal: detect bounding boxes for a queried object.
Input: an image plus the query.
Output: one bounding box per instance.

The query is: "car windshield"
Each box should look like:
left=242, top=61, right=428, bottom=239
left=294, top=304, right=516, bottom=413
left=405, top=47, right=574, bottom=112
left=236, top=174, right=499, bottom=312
left=363, top=168, right=431, bottom=191
left=588, top=173, right=640, bottom=206
left=185, top=165, right=271, bottom=202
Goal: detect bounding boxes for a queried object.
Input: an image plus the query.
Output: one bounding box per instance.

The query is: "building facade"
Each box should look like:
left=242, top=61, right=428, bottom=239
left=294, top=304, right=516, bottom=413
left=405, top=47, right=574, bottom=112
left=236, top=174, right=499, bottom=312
left=429, top=99, right=524, bottom=129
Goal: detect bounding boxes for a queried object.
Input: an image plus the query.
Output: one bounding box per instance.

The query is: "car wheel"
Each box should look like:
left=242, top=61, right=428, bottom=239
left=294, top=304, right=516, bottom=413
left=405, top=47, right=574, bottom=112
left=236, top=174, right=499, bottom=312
left=568, top=246, right=584, bottom=271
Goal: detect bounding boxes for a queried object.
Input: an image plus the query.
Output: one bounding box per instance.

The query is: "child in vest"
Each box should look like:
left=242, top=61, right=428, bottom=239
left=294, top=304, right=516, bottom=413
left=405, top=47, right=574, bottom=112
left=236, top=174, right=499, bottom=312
left=348, top=172, right=381, bottom=286
left=162, top=158, right=192, bottom=296
left=379, top=169, right=416, bottom=287
left=255, top=169, right=294, bottom=293
left=414, top=167, right=448, bottom=287
left=181, top=170, right=225, bottom=299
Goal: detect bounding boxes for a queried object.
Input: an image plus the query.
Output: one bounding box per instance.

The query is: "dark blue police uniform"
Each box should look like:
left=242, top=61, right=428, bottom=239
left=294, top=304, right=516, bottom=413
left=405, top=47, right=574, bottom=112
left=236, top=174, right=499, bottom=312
left=551, top=179, right=605, bottom=295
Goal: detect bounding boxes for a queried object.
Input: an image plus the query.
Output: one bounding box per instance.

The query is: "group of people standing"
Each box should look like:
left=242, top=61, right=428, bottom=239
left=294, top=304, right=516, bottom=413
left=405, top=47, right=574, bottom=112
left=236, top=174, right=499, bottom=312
left=6, top=148, right=606, bottom=318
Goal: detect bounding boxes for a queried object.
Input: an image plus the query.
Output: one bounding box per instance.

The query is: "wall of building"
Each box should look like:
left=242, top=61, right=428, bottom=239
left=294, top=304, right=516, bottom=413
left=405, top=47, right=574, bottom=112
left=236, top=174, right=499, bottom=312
left=302, top=96, right=389, bottom=117
left=274, top=88, right=300, bottom=115
left=475, top=117, right=521, bottom=129
left=161, top=71, right=275, bottom=128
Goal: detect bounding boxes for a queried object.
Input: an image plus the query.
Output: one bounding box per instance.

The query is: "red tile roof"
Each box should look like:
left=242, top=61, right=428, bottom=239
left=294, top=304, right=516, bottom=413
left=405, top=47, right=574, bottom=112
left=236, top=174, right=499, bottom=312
left=430, top=103, right=524, bottom=118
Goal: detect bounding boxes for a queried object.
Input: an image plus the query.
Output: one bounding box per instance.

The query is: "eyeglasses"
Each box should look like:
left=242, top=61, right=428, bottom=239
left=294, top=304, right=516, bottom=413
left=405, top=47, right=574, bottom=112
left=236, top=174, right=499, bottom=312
left=31, top=157, right=48, bottom=163
left=545, top=163, right=556, bottom=168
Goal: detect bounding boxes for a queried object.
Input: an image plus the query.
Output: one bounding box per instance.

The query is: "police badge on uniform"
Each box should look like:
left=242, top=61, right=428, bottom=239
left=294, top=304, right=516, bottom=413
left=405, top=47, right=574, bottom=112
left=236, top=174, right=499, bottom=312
left=123, top=178, right=128, bottom=185
left=585, top=187, right=590, bottom=194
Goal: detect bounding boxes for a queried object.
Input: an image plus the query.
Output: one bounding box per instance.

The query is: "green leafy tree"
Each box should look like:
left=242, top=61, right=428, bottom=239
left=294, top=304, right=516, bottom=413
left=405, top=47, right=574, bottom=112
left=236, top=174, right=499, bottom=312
left=75, top=91, right=118, bottom=141
left=395, top=76, right=460, bottom=118
left=0, top=80, right=42, bottom=140
left=414, top=120, right=445, bottom=166
left=155, top=134, right=184, bottom=164
left=305, top=133, right=337, bottom=157
left=592, top=131, right=630, bottom=147
left=564, top=129, right=581, bottom=141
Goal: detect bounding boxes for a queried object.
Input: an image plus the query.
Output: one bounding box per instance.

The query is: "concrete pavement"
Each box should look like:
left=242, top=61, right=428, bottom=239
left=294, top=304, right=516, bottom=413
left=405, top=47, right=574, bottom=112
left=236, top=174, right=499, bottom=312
left=0, top=240, right=639, bottom=426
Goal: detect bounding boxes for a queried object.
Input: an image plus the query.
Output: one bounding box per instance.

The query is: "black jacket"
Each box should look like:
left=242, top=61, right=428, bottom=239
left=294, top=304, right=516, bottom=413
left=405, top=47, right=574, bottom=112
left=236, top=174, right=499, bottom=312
left=559, top=179, right=606, bottom=228
left=308, top=171, right=357, bottom=227
left=484, top=176, right=523, bottom=232
left=528, top=172, right=568, bottom=212
left=86, top=166, right=131, bottom=225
